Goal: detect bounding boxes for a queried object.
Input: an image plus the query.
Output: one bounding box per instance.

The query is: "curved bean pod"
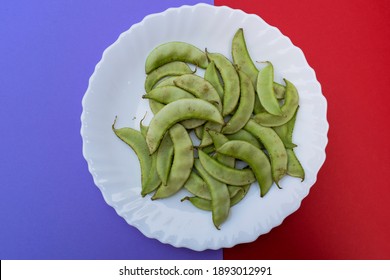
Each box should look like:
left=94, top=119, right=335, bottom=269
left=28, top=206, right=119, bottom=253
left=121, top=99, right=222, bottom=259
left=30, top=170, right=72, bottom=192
left=173, top=74, right=222, bottom=112
left=231, top=27, right=288, bottom=99
left=272, top=106, right=299, bottom=149
left=156, top=133, right=174, bottom=186
left=142, top=85, right=194, bottom=104
left=204, top=60, right=224, bottom=99
left=257, top=62, right=283, bottom=116
left=199, top=121, right=223, bottom=147
left=182, top=184, right=250, bottom=211
left=207, top=52, right=240, bottom=116
left=144, top=61, right=193, bottom=92
left=152, top=124, right=194, bottom=199
left=194, top=159, right=230, bottom=229
left=198, top=150, right=256, bottom=186
left=222, top=70, right=255, bottom=134
left=183, top=171, right=211, bottom=200
left=225, top=129, right=263, bottom=150
left=253, top=79, right=299, bottom=127
left=231, top=28, right=258, bottom=86
left=142, top=153, right=161, bottom=196
left=145, top=41, right=208, bottom=74
left=244, top=119, right=287, bottom=186
left=286, top=149, right=305, bottom=181
left=146, top=98, right=224, bottom=154
left=151, top=81, right=206, bottom=129
left=112, top=118, right=152, bottom=193
left=208, top=130, right=235, bottom=167
left=217, top=140, right=273, bottom=197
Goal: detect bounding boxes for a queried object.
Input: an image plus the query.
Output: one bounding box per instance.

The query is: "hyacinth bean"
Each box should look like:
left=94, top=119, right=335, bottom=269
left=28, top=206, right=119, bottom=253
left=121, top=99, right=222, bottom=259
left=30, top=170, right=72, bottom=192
left=144, top=61, right=193, bottom=92
left=257, top=62, right=283, bottom=116
left=194, top=159, right=230, bottom=229
left=198, top=150, right=256, bottom=186
left=253, top=79, right=299, bottom=127
left=112, top=118, right=152, bottom=194
left=217, top=140, right=273, bottom=197
left=156, top=133, right=174, bottom=186
left=145, top=41, right=208, bottom=74
left=244, top=119, right=287, bottom=187
left=206, top=52, right=240, bottom=116
left=222, top=70, right=255, bottom=134
left=146, top=98, right=224, bottom=154
left=174, top=74, right=222, bottom=112
left=152, top=124, right=193, bottom=199
left=204, top=60, right=224, bottom=99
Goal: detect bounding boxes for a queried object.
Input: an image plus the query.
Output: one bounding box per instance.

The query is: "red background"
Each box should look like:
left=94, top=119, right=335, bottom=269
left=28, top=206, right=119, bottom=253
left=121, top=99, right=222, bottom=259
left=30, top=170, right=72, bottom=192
left=216, top=0, right=390, bottom=259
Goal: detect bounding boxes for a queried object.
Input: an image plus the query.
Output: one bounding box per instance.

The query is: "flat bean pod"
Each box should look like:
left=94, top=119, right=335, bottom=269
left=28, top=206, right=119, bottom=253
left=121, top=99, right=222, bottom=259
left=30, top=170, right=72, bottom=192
left=182, top=184, right=250, bottom=212
left=225, top=129, right=263, bottom=150
left=142, top=153, right=161, bottom=196
left=156, top=133, right=174, bottom=186
left=244, top=119, right=287, bottom=186
left=173, top=74, right=222, bottom=112
left=145, top=41, right=208, bottom=74
left=286, top=149, right=305, bottom=181
left=231, top=27, right=288, bottom=100
left=272, top=106, right=299, bottom=149
left=143, top=85, right=194, bottom=104
left=112, top=118, right=152, bottom=192
left=183, top=171, right=211, bottom=200
left=257, top=62, right=283, bottom=116
left=154, top=79, right=207, bottom=129
left=204, top=60, right=224, bottom=99
left=152, top=124, right=194, bottom=199
left=207, top=52, right=240, bottom=116
left=222, top=70, right=255, bottom=134
left=208, top=130, right=235, bottom=167
left=217, top=140, right=273, bottom=197
left=231, top=28, right=258, bottom=86
left=198, top=150, right=256, bottom=186
left=194, top=159, right=230, bottom=229
left=199, top=121, right=223, bottom=147
left=144, top=61, right=193, bottom=92
left=146, top=98, right=224, bottom=154
left=253, top=79, right=299, bottom=127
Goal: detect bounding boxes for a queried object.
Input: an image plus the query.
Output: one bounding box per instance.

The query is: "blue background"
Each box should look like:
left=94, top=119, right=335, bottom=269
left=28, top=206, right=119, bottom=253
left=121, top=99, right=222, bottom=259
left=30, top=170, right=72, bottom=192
left=0, top=0, right=220, bottom=259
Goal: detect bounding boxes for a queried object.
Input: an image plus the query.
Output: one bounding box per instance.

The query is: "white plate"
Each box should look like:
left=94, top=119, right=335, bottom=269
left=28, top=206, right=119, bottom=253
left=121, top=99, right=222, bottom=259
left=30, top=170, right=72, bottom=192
left=81, top=4, right=328, bottom=251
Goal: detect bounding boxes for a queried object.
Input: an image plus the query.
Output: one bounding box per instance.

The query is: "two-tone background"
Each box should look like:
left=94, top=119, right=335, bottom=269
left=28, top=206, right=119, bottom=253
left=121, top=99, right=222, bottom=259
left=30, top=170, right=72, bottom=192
left=1, top=0, right=389, bottom=259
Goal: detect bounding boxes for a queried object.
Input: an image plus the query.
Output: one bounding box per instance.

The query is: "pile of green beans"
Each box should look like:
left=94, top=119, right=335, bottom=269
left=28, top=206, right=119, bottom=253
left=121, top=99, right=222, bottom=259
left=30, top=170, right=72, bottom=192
left=112, top=28, right=305, bottom=229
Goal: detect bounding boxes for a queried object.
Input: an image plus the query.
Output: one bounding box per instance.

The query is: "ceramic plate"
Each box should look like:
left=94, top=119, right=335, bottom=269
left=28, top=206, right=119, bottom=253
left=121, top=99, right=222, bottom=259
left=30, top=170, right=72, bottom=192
left=81, top=4, right=328, bottom=251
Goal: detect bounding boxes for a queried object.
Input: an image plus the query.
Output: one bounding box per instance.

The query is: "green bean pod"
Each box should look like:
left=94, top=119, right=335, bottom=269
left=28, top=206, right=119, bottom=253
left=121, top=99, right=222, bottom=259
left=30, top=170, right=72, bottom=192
left=156, top=133, right=174, bottom=186
left=173, top=74, right=222, bottom=112
left=145, top=41, right=208, bottom=74
left=244, top=119, right=287, bottom=186
left=207, top=52, right=240, bottom=116
left=198, top=150, right=256, bottom=186
left=222, top=70, right=255, bottom=134
left=112, top=118, right=152, bottom=192
left=232, top=28, right=258, bottom=86
left=144, top=61, right=193, bottom=92
left=204, top=60, right=224, bottom=99
left=183, top=171, right=211, bottom=200
left=225, top=129, right=263, bottom=150
left=208, top=130, right=235, bottom=167
left=217, top=140, right=273, bottom=197
left=152, top=124, right=194, bottom=199
left=146, top=98, right=224, bottom=154
left=194, top=159, right=230, bottom=229
left=257, top=62, right=283, bottom=116
left=286, top=149, right=305, bottom=181
left=253, top=79, right=299, bottom=127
